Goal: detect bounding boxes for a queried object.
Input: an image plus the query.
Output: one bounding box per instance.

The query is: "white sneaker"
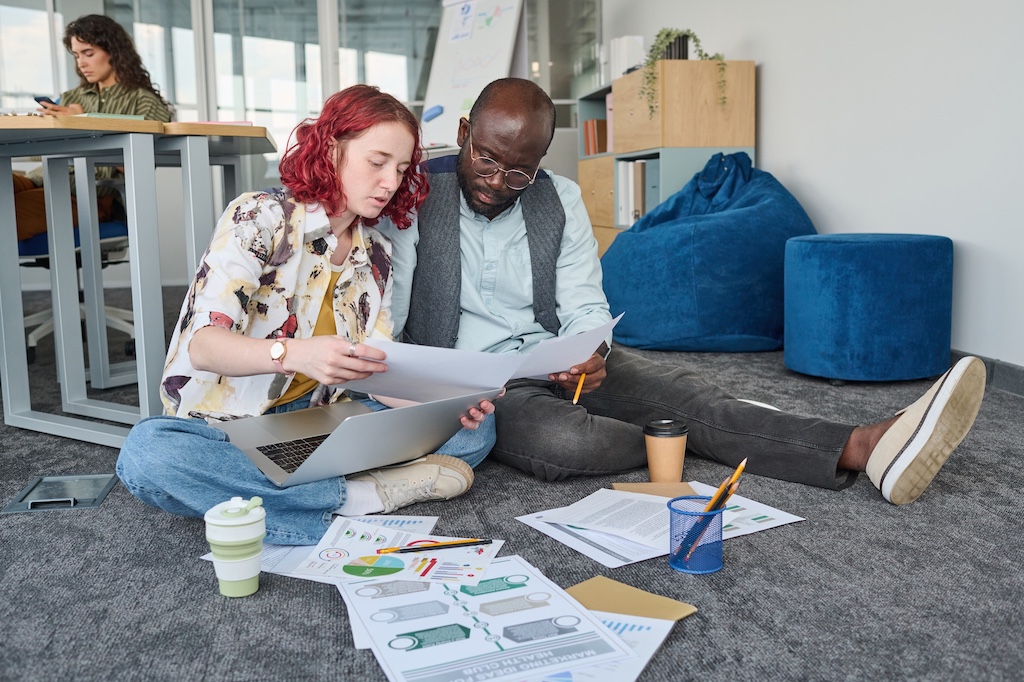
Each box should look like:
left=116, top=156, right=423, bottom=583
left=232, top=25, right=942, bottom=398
left=349, top=454, right=474, bottom=513
left=866, top=356, right=986, bottom=505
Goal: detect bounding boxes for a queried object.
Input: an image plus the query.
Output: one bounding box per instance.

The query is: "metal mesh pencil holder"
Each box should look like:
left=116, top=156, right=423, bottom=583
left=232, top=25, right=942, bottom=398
left=668, top=495, right=725, bottom=574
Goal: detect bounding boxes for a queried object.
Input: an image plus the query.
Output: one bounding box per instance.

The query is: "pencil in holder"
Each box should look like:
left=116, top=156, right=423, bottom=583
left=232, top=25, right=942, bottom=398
left=667, top=496, right=725, bottom=574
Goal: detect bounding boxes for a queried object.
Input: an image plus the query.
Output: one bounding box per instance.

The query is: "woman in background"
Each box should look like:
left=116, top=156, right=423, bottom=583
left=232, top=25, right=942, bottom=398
left=13, top=14, right=172, bottom=241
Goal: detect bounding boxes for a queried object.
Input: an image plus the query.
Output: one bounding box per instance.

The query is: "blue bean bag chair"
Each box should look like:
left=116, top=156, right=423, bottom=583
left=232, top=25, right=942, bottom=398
left=601, top=152, right=816, bottom=351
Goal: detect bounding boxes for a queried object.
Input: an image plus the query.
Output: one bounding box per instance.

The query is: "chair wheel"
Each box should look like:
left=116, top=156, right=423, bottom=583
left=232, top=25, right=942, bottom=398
left=125, top=339, right=136, bottom=357
left=27, top=346, right=36, bottom=364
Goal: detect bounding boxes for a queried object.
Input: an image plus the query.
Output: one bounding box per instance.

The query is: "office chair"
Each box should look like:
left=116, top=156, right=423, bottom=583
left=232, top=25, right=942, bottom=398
left=17, top=211, right=136, bottom=365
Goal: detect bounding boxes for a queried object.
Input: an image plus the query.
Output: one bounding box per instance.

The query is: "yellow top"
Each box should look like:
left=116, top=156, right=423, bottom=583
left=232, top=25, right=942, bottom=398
left=273, top=268, right=343, bottom=406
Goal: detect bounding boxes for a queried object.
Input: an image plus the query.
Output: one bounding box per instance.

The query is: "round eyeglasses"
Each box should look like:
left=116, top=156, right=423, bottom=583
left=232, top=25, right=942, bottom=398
left=468, top=137, right=539, bottom=191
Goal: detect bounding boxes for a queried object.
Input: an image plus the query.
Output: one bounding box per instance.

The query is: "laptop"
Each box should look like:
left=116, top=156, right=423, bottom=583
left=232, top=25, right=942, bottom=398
left=215, top=388, right=501, bottom=487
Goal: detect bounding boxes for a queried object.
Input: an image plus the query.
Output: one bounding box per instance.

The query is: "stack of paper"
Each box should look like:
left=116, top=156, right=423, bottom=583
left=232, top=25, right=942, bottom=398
left=518, top=485, right=805, bottom=568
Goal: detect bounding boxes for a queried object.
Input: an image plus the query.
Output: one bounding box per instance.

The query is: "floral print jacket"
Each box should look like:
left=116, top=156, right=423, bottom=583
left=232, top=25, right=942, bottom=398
left=160, top=187, right=393, bottom=420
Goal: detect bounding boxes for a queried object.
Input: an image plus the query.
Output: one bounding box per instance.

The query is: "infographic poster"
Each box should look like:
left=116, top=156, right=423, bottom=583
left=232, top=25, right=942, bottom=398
left=339, top=555, right=634, bottom=682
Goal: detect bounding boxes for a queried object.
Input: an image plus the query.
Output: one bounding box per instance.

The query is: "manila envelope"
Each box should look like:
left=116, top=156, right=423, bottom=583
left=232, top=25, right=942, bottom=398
left=611, top=481, right=697, bottom=498
left=566, top=575, right=696, bottom=621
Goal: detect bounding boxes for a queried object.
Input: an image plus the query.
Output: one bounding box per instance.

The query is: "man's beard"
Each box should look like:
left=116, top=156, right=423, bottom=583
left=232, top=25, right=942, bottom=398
left=456, top=161, right=514, bottom=220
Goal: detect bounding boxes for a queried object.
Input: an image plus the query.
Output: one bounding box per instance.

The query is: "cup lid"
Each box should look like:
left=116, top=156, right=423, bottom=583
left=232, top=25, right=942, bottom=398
left=643, top=419, right=688, bottom=437
left=204, top=496, right=265, bottom=525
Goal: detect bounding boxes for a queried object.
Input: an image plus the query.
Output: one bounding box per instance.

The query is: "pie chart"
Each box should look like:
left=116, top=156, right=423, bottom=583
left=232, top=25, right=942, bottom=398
left=343, top=554, right=406, bottom=577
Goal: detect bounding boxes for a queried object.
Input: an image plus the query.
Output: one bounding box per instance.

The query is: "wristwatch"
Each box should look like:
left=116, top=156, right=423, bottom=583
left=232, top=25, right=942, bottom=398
left=270, top=339, right=293, bottom=375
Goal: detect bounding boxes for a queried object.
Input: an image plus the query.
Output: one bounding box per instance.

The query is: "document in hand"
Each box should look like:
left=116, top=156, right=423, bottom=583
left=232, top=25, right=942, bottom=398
left=343, top=314, right=622, bottom=403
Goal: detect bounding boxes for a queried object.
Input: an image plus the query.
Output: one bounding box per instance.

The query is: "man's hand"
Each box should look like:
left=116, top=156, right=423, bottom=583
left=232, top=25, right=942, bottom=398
left=548, top=352, right=606, bottom=395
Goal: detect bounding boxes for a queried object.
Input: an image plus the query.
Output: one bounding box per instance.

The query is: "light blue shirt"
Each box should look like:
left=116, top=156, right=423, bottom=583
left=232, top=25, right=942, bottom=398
left=378, top=172, right=612, bottom=354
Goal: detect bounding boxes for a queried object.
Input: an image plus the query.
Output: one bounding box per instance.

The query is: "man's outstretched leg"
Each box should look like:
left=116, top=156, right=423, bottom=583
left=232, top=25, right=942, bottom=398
left=838, top=355, right=986, bottom=504
left=493, top=353, right=986, bottom=504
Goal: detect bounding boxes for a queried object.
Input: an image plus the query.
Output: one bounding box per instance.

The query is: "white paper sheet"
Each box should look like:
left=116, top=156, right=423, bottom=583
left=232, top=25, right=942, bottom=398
left=522, top=611, right=675, bottom=682
left=687, top=481, right=805, bottom=538
left=517, top=484, right=805, bottom=567
left=338, top=555, right=635, bottom=682
left=340, top=315, right=621, bottom=402
left=294, top=517, right=503, bottom=586
left=515, top=511, right=665, bottom=568
left=200, top=516, right=441, bottom=585
left=536, top=488, right=670, bottom=549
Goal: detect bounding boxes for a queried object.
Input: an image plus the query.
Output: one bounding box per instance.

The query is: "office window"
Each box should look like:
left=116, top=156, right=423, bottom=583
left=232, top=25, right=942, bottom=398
left=213, top=0, right=321, bottom=180
left=526, top=0, right=600, bottom=127
left=335, top=0, right=440, bottom=106
left=0, top=3, right=61, bottom=110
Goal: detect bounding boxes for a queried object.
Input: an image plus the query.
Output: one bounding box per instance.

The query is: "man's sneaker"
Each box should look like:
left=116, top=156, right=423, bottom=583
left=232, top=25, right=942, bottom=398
left=350, top=454, right=474, bottom=513
left=866, top=356, right=986, bottom=505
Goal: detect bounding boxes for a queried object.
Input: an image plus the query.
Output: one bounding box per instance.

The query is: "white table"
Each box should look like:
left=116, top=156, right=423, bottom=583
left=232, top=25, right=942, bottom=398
left=0, top=117, right=275, bottom=447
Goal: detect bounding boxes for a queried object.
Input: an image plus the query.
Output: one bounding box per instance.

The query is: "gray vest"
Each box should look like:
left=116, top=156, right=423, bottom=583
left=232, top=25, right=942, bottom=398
left=405, top=163, right=565, bottom=348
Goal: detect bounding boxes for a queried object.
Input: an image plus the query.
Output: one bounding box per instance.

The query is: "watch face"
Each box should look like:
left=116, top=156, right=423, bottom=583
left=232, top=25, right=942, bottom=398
left=270, top=341, right=286, bottom=361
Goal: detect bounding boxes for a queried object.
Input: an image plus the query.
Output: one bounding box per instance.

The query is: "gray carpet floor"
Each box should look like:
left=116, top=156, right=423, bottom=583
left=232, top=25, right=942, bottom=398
left=2, top=287, right=1022, bottom=681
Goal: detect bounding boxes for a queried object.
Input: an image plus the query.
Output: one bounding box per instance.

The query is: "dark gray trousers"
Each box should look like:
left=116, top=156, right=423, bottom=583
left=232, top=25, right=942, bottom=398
left=491, top=347, right=858, bottom=489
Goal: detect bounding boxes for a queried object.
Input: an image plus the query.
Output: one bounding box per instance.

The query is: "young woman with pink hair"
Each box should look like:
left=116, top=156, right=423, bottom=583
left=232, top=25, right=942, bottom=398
left=116, top=85, right=494, bottom=545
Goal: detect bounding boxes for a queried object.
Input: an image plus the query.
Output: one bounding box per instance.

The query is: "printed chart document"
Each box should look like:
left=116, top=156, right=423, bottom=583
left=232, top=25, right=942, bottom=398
left=537, top=489, right=670, bottom=549
left=342, top=315, right=622, bottom=402
left=519, top=484, right=805, bottom=567
left=201, top=516, right=440, bottom=585
left=295, top=517, right=503, bottom=586
left=516, top=510, right=664, bottom=568
left=338, top=554, right=635, bottom=682
left=688, top=481, right=805, bottom=537
left=522, top=611, right=675, bottom=682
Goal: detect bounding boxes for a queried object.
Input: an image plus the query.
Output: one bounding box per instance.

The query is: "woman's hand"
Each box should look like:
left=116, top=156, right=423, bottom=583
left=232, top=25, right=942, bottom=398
left=189, top=327, right=387, bottom=382
left=37, top=101, right=84, bottom=116
left=285, top=337, right=387, bottom=385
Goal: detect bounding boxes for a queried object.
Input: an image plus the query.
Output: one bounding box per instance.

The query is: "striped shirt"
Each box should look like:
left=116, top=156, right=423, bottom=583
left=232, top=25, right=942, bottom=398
left=35, top=82, right=174, bottom=188
left=60, top=82, right=172, bottom=122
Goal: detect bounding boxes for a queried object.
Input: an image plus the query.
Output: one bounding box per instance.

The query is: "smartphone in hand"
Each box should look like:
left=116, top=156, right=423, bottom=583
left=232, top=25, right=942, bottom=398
left=34, top=96, right=56, bottom=106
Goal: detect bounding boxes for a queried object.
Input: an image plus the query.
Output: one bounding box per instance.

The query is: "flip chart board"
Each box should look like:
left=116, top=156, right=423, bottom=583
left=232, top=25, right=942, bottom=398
left=421, top=0, right=525, bottom=147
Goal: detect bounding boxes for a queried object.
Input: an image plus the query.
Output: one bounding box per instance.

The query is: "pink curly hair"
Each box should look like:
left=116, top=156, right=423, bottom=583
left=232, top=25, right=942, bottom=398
left=278, top=85, right=427, bottom=229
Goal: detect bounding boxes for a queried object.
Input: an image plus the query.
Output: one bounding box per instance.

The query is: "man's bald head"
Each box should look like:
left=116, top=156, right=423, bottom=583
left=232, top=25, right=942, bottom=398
left=469, top=78, right=557, bottom=149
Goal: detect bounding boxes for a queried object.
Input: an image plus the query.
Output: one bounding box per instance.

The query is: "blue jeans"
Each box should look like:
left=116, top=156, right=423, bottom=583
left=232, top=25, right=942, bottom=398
left=116, top=395, right=496, bottom=545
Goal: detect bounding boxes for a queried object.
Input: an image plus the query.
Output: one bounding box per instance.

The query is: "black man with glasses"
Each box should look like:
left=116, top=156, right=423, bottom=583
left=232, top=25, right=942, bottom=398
left=377, top=77, right=986, bottom=506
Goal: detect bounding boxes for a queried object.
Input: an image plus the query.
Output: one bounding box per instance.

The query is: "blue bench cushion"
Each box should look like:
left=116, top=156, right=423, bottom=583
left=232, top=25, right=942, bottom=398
left=601, top=152, right=816, bottom=351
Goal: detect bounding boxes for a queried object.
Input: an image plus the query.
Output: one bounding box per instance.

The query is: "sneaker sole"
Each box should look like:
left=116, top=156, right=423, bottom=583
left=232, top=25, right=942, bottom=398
left=421, top=453, right=474, bottom=490
left=880, top=357, right=986, bottom=505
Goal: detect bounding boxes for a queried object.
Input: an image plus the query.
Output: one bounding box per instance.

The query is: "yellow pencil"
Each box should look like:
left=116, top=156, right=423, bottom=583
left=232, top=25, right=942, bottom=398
left=572, top=373, right=586, bottom=404
left=703, top=458, right=747, bottom=512
left=376, top=538, right=491, bottom=554
left=684, top=479, right=740, bottom=561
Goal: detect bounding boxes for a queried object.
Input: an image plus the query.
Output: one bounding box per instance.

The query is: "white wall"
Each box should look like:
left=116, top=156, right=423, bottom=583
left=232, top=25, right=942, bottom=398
left=603, top=0, right=1024, bottom=368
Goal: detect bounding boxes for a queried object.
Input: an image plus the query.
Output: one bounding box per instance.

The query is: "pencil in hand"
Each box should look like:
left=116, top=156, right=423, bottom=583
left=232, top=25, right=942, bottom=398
left=572, top=373, right=586, bottom=405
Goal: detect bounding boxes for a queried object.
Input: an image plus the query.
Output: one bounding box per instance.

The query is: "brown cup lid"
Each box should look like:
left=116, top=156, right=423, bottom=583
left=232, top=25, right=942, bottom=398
left=643, top=419, right=688, bottom=437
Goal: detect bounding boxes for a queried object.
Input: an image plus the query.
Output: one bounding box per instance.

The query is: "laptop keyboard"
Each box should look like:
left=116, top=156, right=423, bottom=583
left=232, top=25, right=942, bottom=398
left=256, top=434, right=330, bottom=473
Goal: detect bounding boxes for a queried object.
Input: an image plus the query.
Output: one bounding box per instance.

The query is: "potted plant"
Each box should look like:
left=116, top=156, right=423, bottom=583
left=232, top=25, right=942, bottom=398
left=638, top=28, right=727, bottom=117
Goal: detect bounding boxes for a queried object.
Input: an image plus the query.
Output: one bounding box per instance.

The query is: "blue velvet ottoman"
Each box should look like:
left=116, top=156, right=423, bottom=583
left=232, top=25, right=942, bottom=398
left=784, top=234, right=953, bottom=381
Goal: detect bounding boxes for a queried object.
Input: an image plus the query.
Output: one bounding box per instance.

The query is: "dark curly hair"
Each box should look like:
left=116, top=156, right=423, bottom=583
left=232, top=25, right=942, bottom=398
left=63, top=14, right=166, bottom=103
left=278, top=85, right=427, bottom=229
